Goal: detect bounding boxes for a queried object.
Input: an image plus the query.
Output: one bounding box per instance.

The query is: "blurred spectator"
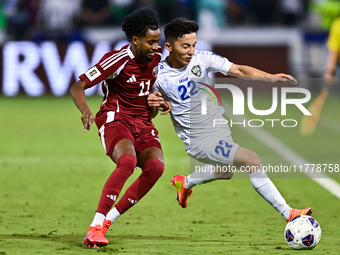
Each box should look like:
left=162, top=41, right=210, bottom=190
left=4, top=0, right=32, bottom=40
left=153, top=0, right=174, bottom=24
left=279, top=0, right=307, bottom=26
left=0, top=2, right=7, bottom=30
left=324, top=16, right=340, bottom=81
left=28, top=0, right=40, bottom=26
left=153, top=0, right=195, bottom=25
left=196, top=0, right=226, bottom=30
left=78, top=0, right=113, bottom=27
left=310, top=0, right=340, bottom=30
left=248, top=0, right=279, bottom=25
left=36, top=0, right=82, bottom=40
left=227, top=0, right=248, bottom=25
left=109, top=0, right=138, bottom=24
left=173, top=0, right=195, bottom=20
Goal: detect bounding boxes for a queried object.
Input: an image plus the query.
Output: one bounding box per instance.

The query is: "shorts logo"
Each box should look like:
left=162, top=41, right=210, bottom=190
left=191, top=65, right=201, bottom=77
left=152, top=66, right=158, bottom=77
left=85, top=66, right=101, bottom=81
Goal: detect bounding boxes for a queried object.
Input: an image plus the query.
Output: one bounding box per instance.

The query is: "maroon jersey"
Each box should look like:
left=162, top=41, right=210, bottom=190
left=79, top=44, right=162, bottom=129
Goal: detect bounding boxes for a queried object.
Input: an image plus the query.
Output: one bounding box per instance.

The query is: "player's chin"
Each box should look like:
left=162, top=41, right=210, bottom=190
left=145, top=54, right=155, bottom=62
left=181, top=59, right=191, bottom=66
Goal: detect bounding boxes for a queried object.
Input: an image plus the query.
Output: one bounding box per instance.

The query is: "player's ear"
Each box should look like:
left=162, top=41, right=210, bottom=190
left=165, top=42, right=172, bottom=52
left=132, top=36, right=139, bottom=46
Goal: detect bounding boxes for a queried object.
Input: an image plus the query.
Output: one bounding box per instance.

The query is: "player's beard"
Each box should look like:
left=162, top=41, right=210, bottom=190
left=140, top=50, right=155, bottom=62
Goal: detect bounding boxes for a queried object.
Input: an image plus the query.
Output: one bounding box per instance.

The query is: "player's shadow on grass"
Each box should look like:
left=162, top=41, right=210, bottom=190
left=0, top=233, right=292, bottom=251
left=0, top=233, right=84, bottom=247
left=1, top=233, right=235, bottom=244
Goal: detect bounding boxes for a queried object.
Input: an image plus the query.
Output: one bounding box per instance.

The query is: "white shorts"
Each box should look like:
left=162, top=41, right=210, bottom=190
left=187, top=133, right=239, bottom=165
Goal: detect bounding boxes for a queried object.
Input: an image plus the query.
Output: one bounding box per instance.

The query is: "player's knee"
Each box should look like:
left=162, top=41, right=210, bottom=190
left=142, top=159, right=164, bottom=182
left=150, top=159, right=165, bottom=179
left=117, top=154, right=137, bottom=173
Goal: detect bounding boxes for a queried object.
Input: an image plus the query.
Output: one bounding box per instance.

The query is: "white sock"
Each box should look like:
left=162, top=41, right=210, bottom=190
left=90, top=212, right=105, bottom=227
left=105, top=207, right=121, bottom=223
left=185, top=164, right=217, bottom=189
left=249, top=169, right=291, bottom=220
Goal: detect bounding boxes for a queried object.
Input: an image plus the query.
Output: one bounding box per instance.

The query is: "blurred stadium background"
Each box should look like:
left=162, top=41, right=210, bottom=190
left=0, top=0, right=340, bottom=96
left=1, top=1, right=340, bottom=254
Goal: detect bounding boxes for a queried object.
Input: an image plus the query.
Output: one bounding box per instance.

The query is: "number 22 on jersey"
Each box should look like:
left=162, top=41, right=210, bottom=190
left=178, top=80, right=198, bottom=101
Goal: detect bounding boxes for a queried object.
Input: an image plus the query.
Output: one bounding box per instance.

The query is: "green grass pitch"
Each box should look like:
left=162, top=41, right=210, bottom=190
left=0, top=95, right=339, bottom=254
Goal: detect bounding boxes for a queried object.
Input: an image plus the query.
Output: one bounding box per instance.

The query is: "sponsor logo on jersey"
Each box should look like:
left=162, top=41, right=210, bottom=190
left=179, top=77, right=188, bottom=83
left=191, top=65, right=201, bottom=77
left=85, top=66, right=101, bottom=81
left=152, top=66, right=158, bottom=77
left=127, top=74, right=137, bottom=83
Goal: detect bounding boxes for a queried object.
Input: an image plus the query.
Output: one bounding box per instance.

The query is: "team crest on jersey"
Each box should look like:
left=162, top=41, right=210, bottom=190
left=152, top=66, right=158, bottom=77
left=191, top=65, right=201, bottom=77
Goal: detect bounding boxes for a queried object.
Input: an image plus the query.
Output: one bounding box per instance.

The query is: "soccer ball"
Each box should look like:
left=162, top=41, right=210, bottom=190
left=284, top=215, right=321, bottom=250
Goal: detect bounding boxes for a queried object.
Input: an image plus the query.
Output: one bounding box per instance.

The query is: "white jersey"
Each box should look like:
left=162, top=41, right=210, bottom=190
left=153, top=51, right=233, bottom=151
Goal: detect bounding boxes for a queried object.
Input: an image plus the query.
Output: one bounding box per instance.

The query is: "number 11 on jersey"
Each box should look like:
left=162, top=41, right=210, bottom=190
left=139, top=80, right=151, bottom=96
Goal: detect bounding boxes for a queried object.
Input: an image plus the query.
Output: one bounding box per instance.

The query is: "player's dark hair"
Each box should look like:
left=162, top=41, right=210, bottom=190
left=122, top=7, right=159, bottom=42
left=164, top=18, right=199, bottom=42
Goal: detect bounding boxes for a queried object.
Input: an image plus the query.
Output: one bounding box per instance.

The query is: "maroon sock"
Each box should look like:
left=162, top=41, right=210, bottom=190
left=115, top=159, right=164, bottom=214
left=96, top=154, right=137, bottom=215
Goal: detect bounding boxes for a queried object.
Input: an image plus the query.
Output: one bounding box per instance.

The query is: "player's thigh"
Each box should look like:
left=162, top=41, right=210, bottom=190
left=101, top=120, right=136, bottom=163
left=112, top=138, right=136, bottom=163
left=137, top=146, right=164, bottom=168
left=135, top=127, right=163, bottom=167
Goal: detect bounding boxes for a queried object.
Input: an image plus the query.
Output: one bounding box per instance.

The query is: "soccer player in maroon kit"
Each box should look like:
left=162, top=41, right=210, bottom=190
left=70, top=8, right=169, bottom=247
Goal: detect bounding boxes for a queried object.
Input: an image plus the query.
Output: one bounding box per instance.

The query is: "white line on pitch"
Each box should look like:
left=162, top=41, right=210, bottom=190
left=320, top=116, right=340, bottom=134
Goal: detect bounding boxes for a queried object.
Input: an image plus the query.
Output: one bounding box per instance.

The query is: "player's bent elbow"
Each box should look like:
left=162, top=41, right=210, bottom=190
left=70, top=79, right=87, bottom=94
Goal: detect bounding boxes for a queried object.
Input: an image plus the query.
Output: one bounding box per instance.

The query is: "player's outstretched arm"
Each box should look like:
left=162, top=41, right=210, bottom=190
left=70, top=79, right=95, bottom=132
left=228, top=64, right=297, bottom=85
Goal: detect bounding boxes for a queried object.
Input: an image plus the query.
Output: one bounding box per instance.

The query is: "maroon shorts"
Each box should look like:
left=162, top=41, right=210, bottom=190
left=97, top=118, right=162, bottom=159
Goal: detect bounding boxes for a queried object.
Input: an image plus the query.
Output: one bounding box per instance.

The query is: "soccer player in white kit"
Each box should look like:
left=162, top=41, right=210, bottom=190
left=148, top=18, right=312, bottom=222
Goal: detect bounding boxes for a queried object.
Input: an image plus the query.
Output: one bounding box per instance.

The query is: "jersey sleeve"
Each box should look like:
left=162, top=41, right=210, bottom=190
left=79, top=50, right=130, bottom=87
left=327, top=18, right=340, bottom=53
left=152, top=78, right=160, bottom=93
left=203, top=51, right=233, bottom=75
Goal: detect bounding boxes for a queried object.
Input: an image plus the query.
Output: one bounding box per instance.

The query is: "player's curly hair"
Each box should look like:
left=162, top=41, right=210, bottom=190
left=164, top=18, right=199, bottom=42
left=122, top=7, right=159, bottom=42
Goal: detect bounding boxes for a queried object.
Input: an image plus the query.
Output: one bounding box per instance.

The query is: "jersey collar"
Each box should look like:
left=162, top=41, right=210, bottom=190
left=127, top=45, right=135, bottom=59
